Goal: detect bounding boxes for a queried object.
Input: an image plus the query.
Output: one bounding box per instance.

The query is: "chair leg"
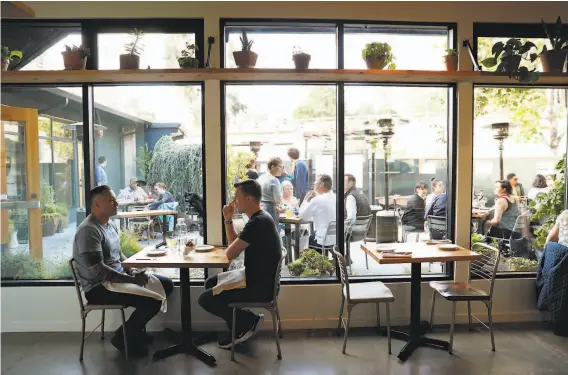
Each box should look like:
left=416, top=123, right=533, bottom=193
left=120, top=309, right=128, bottom=361
left=231, top=308, right=237, bottom=361
left=386, top=303, right=392, bottom=355
left=101, top=310, right=105, bottom=340
left=449, top=301, right=457, bottom=354
left=487, top=302, right=496, bottom=351
left=429, top=290, right=436, bottom=330
left=467, top=301, right=473, bottom=332
left=342, top=305, right=352, bottom=354
left=337, top=294, right=345, bottom=337
left=271, top=309, right=282, bottom=360
left=275, top=302, right=283, bottom=338
left=376, top=302, right=381, bottom=331
left=79, top=314, right=86, bottom=361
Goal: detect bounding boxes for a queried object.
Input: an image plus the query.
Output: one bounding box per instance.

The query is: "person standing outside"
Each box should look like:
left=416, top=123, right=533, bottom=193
left=507, top=172, right=525, bottom=197
left=256, top=157, right=283, bottom=226
left=95, top=156, right=108, bottom=186
left=287, top=147, right=309, bottom=201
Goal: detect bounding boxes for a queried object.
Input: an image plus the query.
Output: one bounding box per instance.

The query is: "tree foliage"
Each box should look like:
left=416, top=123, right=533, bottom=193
left=226, top=146, right=255, bottom=201
left=293, top=86, right=336, bottom=119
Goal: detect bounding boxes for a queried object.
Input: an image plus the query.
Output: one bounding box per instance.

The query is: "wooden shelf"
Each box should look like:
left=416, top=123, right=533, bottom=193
left=2, top=68, right=568, bottom=85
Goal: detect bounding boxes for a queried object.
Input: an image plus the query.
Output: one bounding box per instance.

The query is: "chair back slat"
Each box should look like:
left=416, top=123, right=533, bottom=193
left=471, top=243, right=501, bottom=300
left=273, top=248, right=287, bottom=302
left=350, top=214, right=373, bottom=241
left=69, top=258, right=86, bottom=313
left=332, top=247, right=350, bottom=301
left=427, top=215, right=447, bottom=239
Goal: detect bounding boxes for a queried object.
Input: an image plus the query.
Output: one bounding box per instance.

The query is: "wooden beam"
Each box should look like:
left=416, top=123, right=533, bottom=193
left=1, top=1, right=35, bottom=18
left=2, top=68, right=567, bottom=85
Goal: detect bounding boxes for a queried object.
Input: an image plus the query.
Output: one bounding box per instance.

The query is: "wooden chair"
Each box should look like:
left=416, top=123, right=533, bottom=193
left=69, top=259, right=129, bottom=361
left=428, top=242, right=500, bottom=354
left=228, top=248, right=286, bottom=361
left=333, top=247, right=394, bottom=355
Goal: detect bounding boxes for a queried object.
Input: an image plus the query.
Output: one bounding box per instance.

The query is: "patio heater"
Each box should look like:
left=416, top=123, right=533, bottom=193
left=364, top=128, right=379, bottom=203
left=490, top=122, right=510, bottom=180
left=249, top=141, right=262, bottom=155
left=377, top=118, right=395, bottom=209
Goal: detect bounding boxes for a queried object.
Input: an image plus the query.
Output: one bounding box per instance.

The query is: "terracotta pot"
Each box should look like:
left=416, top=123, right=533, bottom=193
left=178, top=57, right=199, bottom=68
left=42, top=217, right=60, bottom=237
left=445, top=55, right=458, bottom=71
left=233, top=51, right=258, bottom=68
left=120, top=54, right=140, bottom=69
left=62, top=51, right=87, bottom=70
left=293, top=53, right=311, bottom=69
left=540, top=49, right=568, bottom=73
left=1, top=59, right=9, bottom=71
left=365, top=57, right=388, bottom=70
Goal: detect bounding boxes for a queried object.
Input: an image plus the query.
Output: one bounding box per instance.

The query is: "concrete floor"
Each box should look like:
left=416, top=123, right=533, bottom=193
left=2, top=325, right=567, bottom=375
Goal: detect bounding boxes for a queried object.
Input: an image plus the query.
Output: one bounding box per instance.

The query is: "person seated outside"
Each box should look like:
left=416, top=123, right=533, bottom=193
left=73, top=185, right=173, bottom=357
left=424, top=178, right=446, bottom=219
left=118, top=178, right=147, bottom=202
left=402, top=181, right=428, bottom=231
left=527, top=174, right=550, bottom=201
left=149, top=182, right=174, bottom=210
left=343, top=174, right=371, bottom=226
left=299, top=174, right=336, bottom=251
left=246, top=156, right=259, bottom=180
left=507, top=172, right=525, bottom=197
left=546, top=174, right=555, bottom=189
left=257, top=157, right=283, bottom=226
left=198, top=180, right=281, bottom=349
left=485, top=180, right=520, bottom=239
left=278, top=180, right=299, bottom=213
left=545, top=209, right=568, bottom=247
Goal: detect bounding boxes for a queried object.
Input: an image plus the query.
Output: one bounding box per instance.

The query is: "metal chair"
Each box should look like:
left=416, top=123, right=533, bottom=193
left=309, top=219, right=351, bottom=259
left=333, top=247, right=394, bottom=355
left=229, top=248, right=287, bottom=361
left=128, top=204, right=154, bottom=240
left=427, top=215, right=447, bottom=240
left=69, top=258, right=129, bottom=361
left=346, top=214, right=373, bottom=269
left=428, top=242, right=501, bottom=354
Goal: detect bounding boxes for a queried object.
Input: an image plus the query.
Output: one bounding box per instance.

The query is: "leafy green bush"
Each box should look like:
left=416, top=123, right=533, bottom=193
left=1, top=252, right=46, bottom=279
left=505, top=257, right=538, bottom=272
left=55, top=204, right=69, bottom=217
left=287, top=250, right=334, bottom=277
left=120, top=230, right=143, bottom=258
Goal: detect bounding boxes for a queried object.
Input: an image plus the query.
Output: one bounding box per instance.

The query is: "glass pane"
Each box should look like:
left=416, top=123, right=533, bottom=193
left=344, top=25, right=448, bottom=70
left=472, top=87, right=567, bottom=274
left=478, top=37, right=552, bottom=73
left=225, top=84, right=338, bottom=280
left=98, top=33, right=196, bottom=70
left=93, top=85, right=204, bottom=280
left=1, top=86, right=82, bottom=280
left=345, top=85, right=450, bottom=277
left=18, top=33, right=83, bottom=71
left=225, top=25, right=337, bottom=68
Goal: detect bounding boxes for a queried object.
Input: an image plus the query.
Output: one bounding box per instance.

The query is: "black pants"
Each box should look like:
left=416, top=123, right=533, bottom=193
left=85, top=274, right=173, bottom=339
left=197, top=275, right=260, bottom=334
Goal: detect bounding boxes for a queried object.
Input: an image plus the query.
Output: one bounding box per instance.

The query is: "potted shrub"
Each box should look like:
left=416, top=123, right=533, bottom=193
left=61, top=45, right=89, bottom=70
left=178, top=42, right=199, bottom=68
left=120, top=28, right=144, bottom=70
left=1, top=46, right=22, bottom=71
left=362, top=42, right=395, bottom=70
left=55, top=204, right=70, bottom=232
left=41, top=206, right=61, bottom=237
left=233, top=30, right=257, bottom=68
left=480, top=38, right=539, bottom=83
left=287, top=249, right=334, bottom=277
left=505, top=257, right=538, bottom=272
left=444, top=48, right=458, bottom=71
left=292, top=46, right=311, bottom=69
left=540, top=17, right=568, bottom=73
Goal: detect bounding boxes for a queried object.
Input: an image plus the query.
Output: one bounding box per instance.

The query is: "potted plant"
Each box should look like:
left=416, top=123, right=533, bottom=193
left=292, top=46, right=311, bottom=69
left=55, top=204, right=70, bottom=232
left=120, top=28, right=143, bottom=70
left=362, top=42, right=395, bottom=70
left=540, top=17, right=568, bottom=73
left=505, top=257, right=538, bottom=272
left=287, top=249, right=334, bottom=277
left=61, top=45, right=89, bottom=70
left=444, top=48, right=458, bottom=71
left=177, top=42, right=199, bottom=68
left=41, top=205, right=61, bottom=237
left=1, top=46, right=22, bottom=71
left=233, top=30, right=257, bottom=68
left=480, top=38, right=539, bottom=83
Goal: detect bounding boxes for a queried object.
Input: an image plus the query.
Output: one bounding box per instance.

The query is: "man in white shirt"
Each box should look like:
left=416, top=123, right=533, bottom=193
left=299, top=174, right=336, bottom=250
left=118, top=178, right=147, bottom=202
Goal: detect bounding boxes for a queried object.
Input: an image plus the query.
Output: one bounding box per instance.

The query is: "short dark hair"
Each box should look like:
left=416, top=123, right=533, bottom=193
left=430, top=178, right=442, bottom=189
left=318, top=174, right=333, bottom=191
left=234, top=179, right=262, bottom=202
left=415, top=181, right=428, bottom=191
left=532, top=174, right=547, bottom=189
left=267, top=157, right=282, bottom=170
left=287, top=147, right=300, bottom=160
left=345, top=174, right=356, bottom=186
left=496, top=180, right=513, bottom=195
left=98, top=156, right=107, bottom=164
left=506, top=173, right=516, bottom=181
left=89, top=185, right=112, bottom=207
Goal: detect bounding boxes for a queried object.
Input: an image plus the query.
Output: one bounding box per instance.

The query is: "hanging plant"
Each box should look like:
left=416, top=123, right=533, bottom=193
left=147, top=136, right=202, bottom=212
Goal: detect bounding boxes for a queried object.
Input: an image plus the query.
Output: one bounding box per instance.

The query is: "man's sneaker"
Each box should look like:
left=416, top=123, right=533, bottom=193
left=252, top=313, right=265, bottom=333
left=217, top=331, right=246, bottom=349
left=217, top=314, right=264, bottom=349
left=110, top=334, right=148, bottom=358
left=239, top=314, right=264, bottom=342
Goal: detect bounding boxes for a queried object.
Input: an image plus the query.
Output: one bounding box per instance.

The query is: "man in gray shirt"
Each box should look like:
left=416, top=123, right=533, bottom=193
left=73, top=185, right=173, bottom=357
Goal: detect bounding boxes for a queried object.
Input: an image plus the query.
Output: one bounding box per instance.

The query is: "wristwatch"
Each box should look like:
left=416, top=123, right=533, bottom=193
left=224, top=220, right=233, bottom=224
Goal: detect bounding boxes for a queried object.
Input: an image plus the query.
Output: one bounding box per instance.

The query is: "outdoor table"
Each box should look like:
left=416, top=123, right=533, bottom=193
left=361, top=242, right=481, bottom=361
left=116, top=209, right=178, bottom=238
left=123, top=245, right=229, bottom=367
left=279, top=215, right=313, bottom=262
left=117, top=199, right=155, bottom=211
left=376, top=195, right=410, bottom=209
left=472, top=208, right=492, bottom=234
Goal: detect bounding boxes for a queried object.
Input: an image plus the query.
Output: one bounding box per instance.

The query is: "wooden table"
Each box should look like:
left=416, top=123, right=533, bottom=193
left=116, top=209, right=178, bottom=238
left=279, top=215, right=313, bottom=262
left=361, top=242, right=481, bottom=361
left=117, top=199, right=155, bottom=211
left=376, top=195, right=410, bottom=209
left=123, top=245, right=229, bottom=366
left=472, top=208, right=492, bottom=219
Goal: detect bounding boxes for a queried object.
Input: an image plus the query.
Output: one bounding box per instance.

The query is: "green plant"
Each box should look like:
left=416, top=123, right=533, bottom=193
left=504, top=257, right=538, bottom=272
left=1, top=251, right=45, bottom=279
left=137, top=142, right=153, bottom=180
left=1, top=45, right=22, bottom=61
left=239, top=30, right=254, bottom=51
left=120, top=230, right=143, bottom=258
left=55, top=204, right=69, bottom=217
left=362, top=42, right=395, bottom=69
left=445, top=48, right=458, bottom=56
left=125, top=28, right=144, bottom=55
left=226, top=146, right=255, bottom=201
left=178, top=42, right=199, bottom=68
left=293, top=46, right=309, bottom=56
left=40, top=179, right=55, bottom=209
left=480, top=38, right=539, bottom=83
left=8, top=217, right=15, bottom=232
left=287, top=250, right=334, bottom=277
left=471, top=232, right=485, bottom=245
left=531, top=155, right=566, bottom=248
left=541, top=16, right=568, bottom=52
left=64, top=44, right=90, bottom=58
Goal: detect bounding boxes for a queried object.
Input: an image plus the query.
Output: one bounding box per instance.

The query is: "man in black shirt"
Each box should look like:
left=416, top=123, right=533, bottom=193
left=198, top=179, right=281, bottom=349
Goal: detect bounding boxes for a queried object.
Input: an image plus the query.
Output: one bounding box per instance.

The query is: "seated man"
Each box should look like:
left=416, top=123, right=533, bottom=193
left=401, top=181, right=428, bottom=231
left=73, top=185, right=173, bottom=357
left=299, top=174, right=336, bottom=251
left=198, top=180, right=281, bottom=349
left=149, top=182, right=174, bottom=210
left=117, top=177, right=147, bottom=202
